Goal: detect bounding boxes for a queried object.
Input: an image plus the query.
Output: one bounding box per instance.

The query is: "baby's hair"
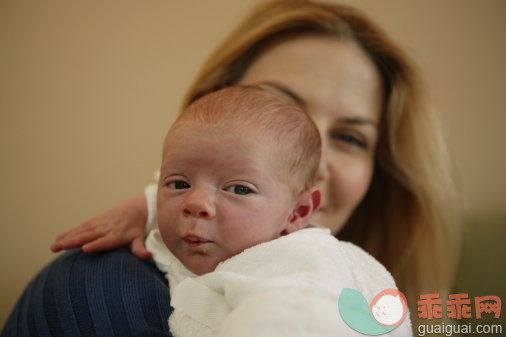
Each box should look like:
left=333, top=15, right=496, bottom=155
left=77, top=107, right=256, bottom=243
left=170, top=85, right=321, bottom=194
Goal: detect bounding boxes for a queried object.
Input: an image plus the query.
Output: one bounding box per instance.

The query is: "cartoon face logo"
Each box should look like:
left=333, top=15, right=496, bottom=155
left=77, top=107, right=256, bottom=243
left=370, top=289, right=408, bottom=326
left=339, top=288, right=408, bottom=335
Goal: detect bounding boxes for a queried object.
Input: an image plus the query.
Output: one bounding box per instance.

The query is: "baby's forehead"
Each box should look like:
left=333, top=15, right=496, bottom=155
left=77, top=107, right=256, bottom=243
left=168, top=84, right=314, bottom=154
left=180, top=86, right=304, bottom=126
left=167, top=118, right=277, bottom=148
left=163, top=121, right=289, bottom=178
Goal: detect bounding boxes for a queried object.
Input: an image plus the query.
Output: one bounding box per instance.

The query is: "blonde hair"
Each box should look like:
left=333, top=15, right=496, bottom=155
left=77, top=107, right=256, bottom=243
left=181, top=0, right=461, bottom=305
left=171, top=85, right=321, bottom=194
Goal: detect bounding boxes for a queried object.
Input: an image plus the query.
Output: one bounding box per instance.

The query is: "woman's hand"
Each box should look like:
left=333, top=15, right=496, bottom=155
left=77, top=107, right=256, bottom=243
left=50, top=195, right=152, bottom=260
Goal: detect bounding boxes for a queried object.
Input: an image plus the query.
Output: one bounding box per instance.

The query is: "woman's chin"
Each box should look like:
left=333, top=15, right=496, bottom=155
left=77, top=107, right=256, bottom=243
left=311, top=209, right=346, bottom=236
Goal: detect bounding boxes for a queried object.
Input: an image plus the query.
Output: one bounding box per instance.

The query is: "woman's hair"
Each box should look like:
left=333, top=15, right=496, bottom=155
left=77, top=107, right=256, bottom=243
left=181, top=0, right=461, bottom=305
left=171, top=85, right=321, bottom=194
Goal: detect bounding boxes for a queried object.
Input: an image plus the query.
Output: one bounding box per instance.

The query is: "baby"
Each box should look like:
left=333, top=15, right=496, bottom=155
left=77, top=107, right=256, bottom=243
left=145, top=85, right=412, bottom=336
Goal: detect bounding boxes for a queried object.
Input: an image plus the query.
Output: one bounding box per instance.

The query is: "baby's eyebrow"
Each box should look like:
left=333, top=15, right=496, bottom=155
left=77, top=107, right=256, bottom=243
left=257, top=81, right=307, bottom=108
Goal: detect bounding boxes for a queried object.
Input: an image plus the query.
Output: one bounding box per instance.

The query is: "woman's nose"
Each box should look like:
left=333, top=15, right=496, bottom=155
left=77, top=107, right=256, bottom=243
left=182, top=188, right=216, bottom=219
left=317, top=151, right=330, bottom=183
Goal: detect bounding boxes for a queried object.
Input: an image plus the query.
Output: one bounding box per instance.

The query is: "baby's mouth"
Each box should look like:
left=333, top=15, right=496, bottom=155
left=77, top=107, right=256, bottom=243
left=182, top=235, right=213, bottom=247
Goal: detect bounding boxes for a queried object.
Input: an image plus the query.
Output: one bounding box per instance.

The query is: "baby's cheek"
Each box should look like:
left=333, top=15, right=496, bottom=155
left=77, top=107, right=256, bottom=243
left=157, top=208, right=178, bottom=245
left=156, top=207, right=171, bottom=231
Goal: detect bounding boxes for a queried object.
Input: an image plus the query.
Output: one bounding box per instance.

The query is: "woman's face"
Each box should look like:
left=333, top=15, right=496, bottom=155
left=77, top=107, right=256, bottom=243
left=239, top=35, right=383, bottom=234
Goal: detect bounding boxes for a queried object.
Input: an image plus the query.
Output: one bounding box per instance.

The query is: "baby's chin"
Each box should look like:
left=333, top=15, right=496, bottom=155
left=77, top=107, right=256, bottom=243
left=184, top=258, right=221, bottom=276
left=186, top=264, right=217, bottom=276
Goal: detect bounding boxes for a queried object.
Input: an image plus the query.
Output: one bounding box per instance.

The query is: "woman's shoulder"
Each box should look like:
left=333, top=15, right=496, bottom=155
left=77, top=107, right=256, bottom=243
left=293, top=226, right=399, bottom=297
left=336, top=239, right=398, bottom=298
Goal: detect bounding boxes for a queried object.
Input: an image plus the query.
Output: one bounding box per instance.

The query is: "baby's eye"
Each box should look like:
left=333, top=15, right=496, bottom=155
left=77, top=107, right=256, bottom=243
left=225, top=185, right=253, bottom=195
left=168, top=181, right=191, bottom=190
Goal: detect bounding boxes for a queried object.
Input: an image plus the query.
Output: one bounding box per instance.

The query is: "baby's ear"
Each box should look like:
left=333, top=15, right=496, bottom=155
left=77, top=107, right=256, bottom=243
left=282, top=187, right=321, bottom=235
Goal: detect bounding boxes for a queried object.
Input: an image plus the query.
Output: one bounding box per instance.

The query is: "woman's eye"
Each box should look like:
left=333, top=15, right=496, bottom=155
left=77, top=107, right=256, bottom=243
left=168, top=181, right=191, bottom=190
left=226, top=185, right=253, bottom=195
left=339, top=134, right=365, bottom=147
left=330, top=132, right=367, bottom=149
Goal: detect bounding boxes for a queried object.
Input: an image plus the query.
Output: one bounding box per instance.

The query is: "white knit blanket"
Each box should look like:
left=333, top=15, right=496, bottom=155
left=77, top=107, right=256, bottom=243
left=146, top=228, right=412, bottom=337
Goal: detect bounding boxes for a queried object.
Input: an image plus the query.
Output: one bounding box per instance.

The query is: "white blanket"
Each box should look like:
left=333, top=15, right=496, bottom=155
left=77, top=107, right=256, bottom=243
left=146, top=227, right=412, bottom=337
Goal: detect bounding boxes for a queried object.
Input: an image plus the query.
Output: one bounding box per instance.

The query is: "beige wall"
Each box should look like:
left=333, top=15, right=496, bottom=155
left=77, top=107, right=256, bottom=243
left=1, top=0, right=505, bottom=327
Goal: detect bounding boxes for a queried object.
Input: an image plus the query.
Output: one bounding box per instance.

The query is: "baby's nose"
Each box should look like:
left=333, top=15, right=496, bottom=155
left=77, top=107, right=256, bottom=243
left=181, top=188, right=216, bottom=219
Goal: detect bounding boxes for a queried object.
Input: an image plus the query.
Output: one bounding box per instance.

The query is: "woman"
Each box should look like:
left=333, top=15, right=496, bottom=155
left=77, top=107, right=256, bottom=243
left=4, top=0, right=460, bottom=335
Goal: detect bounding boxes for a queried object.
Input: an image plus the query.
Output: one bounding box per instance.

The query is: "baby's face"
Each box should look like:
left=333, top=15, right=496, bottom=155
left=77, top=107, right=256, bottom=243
left=157, top=123, right=297, bottom=275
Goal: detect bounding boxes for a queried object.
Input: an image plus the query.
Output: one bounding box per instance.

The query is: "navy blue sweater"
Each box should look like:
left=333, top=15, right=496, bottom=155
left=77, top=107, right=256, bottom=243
left=2, top=248, right=173, bottom=337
